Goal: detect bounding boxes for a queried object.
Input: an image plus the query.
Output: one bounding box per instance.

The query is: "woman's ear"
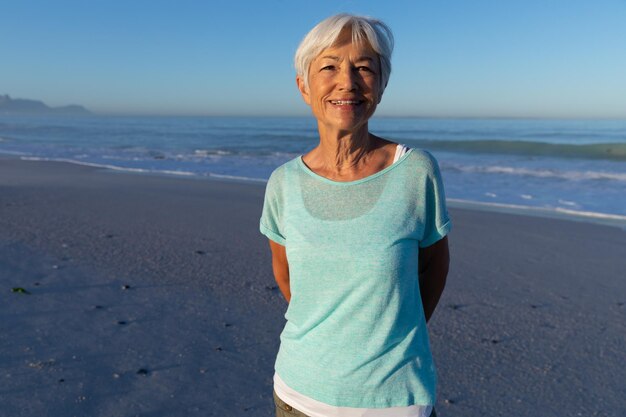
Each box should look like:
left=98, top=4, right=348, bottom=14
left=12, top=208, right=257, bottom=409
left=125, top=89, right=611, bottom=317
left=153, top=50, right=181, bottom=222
left=296, top=75, right=311, bottom=105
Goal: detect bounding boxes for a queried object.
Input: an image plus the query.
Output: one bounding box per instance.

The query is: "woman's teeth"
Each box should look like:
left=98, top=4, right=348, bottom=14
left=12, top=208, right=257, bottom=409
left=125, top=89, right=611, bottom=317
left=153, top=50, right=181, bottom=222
left=330, top=100, right=361, bottom=105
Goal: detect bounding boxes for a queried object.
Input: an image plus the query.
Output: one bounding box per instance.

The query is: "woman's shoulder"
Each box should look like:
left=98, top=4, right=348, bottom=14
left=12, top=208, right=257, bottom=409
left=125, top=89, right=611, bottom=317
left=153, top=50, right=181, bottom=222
left=405, top=148, right=441, bottom=173
left=267, top=155, right=301, bottom=184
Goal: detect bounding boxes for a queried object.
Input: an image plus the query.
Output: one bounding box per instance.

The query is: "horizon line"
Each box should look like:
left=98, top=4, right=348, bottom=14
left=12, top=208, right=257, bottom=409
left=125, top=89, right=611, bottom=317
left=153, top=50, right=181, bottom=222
left=58, top=112, right=626, bottom=121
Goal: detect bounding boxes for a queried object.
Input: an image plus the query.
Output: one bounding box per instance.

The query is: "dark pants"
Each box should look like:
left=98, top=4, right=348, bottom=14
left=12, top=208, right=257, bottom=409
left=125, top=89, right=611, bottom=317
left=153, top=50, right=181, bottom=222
left=273, top=390, right=437, bottom=417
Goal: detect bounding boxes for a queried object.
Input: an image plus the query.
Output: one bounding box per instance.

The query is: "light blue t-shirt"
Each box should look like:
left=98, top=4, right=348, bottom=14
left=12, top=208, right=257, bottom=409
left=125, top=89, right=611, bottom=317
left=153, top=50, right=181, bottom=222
left=260, top=148, right=451, bottom=408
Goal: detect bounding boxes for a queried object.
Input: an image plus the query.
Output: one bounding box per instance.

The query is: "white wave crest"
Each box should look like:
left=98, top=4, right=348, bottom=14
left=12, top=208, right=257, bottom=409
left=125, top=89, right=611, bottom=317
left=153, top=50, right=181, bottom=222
left=20, top=157, right=196, bottom=176
left=448, top=198, right=626, bottom=225
left=193, top=149, right=231, bottom=157
left=19, top=156, right=267, bottom=183
left=558, top=199, right=579, bottom=207
left=206, top=172, right=267, bottom=183
left=0, top=149, right=29, bottom=156
left=445, top=164, right=626, bottom=182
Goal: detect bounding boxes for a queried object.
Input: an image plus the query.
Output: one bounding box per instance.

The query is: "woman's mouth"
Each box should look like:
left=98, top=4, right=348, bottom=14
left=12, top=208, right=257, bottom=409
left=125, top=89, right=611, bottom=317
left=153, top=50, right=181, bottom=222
left=329, top=100, right=363, bottom=106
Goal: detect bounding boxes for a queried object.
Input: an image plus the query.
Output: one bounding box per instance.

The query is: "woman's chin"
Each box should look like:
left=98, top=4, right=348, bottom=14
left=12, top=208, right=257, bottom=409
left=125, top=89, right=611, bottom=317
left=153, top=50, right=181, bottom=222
left=317, top=111, right=374, bottom=132
left=322, top=119, right=367, bottom=133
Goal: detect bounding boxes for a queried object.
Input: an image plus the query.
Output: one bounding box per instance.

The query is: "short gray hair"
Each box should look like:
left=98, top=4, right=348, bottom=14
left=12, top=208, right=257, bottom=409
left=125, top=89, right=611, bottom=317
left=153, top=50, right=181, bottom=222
left=294, top=14, right=394, bottom=95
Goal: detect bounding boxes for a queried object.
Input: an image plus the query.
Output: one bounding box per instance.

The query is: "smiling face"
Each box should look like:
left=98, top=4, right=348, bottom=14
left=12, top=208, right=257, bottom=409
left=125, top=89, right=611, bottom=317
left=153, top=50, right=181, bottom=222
left=297, top=31, right=381, bottom=135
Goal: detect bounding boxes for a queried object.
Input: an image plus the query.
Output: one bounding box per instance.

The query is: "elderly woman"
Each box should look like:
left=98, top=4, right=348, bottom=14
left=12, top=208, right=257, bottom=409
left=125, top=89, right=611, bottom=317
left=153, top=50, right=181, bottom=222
left=260, top=13, right=451, bottom=417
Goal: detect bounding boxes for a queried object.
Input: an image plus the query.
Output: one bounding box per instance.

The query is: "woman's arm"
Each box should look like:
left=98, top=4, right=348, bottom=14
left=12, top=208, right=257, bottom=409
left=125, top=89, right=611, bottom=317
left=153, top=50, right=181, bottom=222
left=269, top=239, right=291, bottom=302
left=418, top=236, right=450, bottom=323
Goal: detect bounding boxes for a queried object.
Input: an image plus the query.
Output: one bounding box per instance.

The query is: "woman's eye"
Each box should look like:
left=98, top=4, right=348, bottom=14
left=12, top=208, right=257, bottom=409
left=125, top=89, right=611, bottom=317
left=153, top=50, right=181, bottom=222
left=321, top=65, right=335, bottom=71
left=358, top=66, right=372, bottom=72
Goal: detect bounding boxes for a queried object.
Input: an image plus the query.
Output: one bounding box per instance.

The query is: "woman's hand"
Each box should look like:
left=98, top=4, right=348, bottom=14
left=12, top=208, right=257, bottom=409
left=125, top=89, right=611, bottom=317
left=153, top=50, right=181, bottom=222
left=269, top=239, right=291, bottom=302
left=418, top=236, right=450, bottom=323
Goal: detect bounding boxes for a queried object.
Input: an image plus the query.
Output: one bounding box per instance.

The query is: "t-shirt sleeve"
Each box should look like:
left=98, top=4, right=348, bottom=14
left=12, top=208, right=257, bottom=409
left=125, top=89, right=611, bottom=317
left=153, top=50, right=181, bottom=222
left=259, top=170, right=286, bottom=245
left=420, top=152, right=452, bottom=248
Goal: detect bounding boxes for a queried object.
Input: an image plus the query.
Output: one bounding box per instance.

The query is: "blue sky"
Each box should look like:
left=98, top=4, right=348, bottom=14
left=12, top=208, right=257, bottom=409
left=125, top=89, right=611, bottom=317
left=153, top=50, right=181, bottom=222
left=1, top=0, right=625, bottom=118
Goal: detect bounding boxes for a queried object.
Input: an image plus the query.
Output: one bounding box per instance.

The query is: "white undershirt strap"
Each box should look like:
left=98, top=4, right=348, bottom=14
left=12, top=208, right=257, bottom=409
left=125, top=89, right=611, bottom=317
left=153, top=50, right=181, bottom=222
left=393, top=143, right=410, bottom=163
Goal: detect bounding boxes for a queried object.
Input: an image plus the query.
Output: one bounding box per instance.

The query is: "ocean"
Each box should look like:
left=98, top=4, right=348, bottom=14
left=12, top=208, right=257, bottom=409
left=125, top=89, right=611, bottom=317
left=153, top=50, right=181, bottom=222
left=1, top=115, right=625, bottom=224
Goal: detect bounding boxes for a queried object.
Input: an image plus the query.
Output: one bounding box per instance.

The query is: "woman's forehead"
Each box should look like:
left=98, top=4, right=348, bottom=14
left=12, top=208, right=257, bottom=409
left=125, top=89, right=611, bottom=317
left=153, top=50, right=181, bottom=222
left=315, top=41, right=377, bottom=62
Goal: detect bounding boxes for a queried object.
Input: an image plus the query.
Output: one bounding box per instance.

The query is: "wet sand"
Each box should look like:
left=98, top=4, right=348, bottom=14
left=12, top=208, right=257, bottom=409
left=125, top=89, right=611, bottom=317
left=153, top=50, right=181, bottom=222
left=1, top=157, right=624, bottom=417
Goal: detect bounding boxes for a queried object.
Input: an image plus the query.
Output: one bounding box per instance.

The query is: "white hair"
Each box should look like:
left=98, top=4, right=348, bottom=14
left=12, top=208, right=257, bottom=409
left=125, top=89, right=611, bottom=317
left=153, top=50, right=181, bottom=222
left=294, top=13, right=394, bottom=95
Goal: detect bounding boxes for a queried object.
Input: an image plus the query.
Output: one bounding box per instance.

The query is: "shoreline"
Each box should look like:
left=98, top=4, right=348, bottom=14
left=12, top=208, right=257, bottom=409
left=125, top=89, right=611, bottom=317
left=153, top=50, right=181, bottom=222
left=5, top=155, right=626, bottom=230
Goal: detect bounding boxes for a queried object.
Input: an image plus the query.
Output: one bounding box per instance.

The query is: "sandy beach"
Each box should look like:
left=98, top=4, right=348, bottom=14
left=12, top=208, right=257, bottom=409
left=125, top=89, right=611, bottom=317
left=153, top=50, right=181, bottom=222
left=1, top=157, right=624, bottom=417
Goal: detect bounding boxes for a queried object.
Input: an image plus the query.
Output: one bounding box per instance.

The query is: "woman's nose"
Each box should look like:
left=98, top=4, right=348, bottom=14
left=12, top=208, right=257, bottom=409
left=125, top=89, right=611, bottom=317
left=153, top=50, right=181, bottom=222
left=337, top=67, right=358, bottom=90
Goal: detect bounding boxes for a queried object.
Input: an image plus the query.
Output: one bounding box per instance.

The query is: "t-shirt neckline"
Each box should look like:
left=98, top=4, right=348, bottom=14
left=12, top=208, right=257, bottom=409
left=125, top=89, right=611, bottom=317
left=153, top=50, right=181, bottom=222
left=297, top=148, right=413, bottom=186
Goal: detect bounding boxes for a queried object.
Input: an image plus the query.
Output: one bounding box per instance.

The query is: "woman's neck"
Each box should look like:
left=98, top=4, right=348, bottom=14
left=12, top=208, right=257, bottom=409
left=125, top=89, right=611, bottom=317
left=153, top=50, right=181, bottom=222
left=304, top=123, right=393, bottom=181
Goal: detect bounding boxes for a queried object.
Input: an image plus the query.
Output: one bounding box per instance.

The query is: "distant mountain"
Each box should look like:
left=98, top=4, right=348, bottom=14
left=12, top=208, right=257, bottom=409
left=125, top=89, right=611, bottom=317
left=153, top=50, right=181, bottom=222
left=0, top=94, right=92, bottom=115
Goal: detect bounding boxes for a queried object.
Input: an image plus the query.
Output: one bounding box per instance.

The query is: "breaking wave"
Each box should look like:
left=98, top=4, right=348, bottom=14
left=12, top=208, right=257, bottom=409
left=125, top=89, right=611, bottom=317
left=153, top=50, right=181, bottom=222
left=443, top=163, right=626, bottom=182
left=404, top=139, right=626, bottom=161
